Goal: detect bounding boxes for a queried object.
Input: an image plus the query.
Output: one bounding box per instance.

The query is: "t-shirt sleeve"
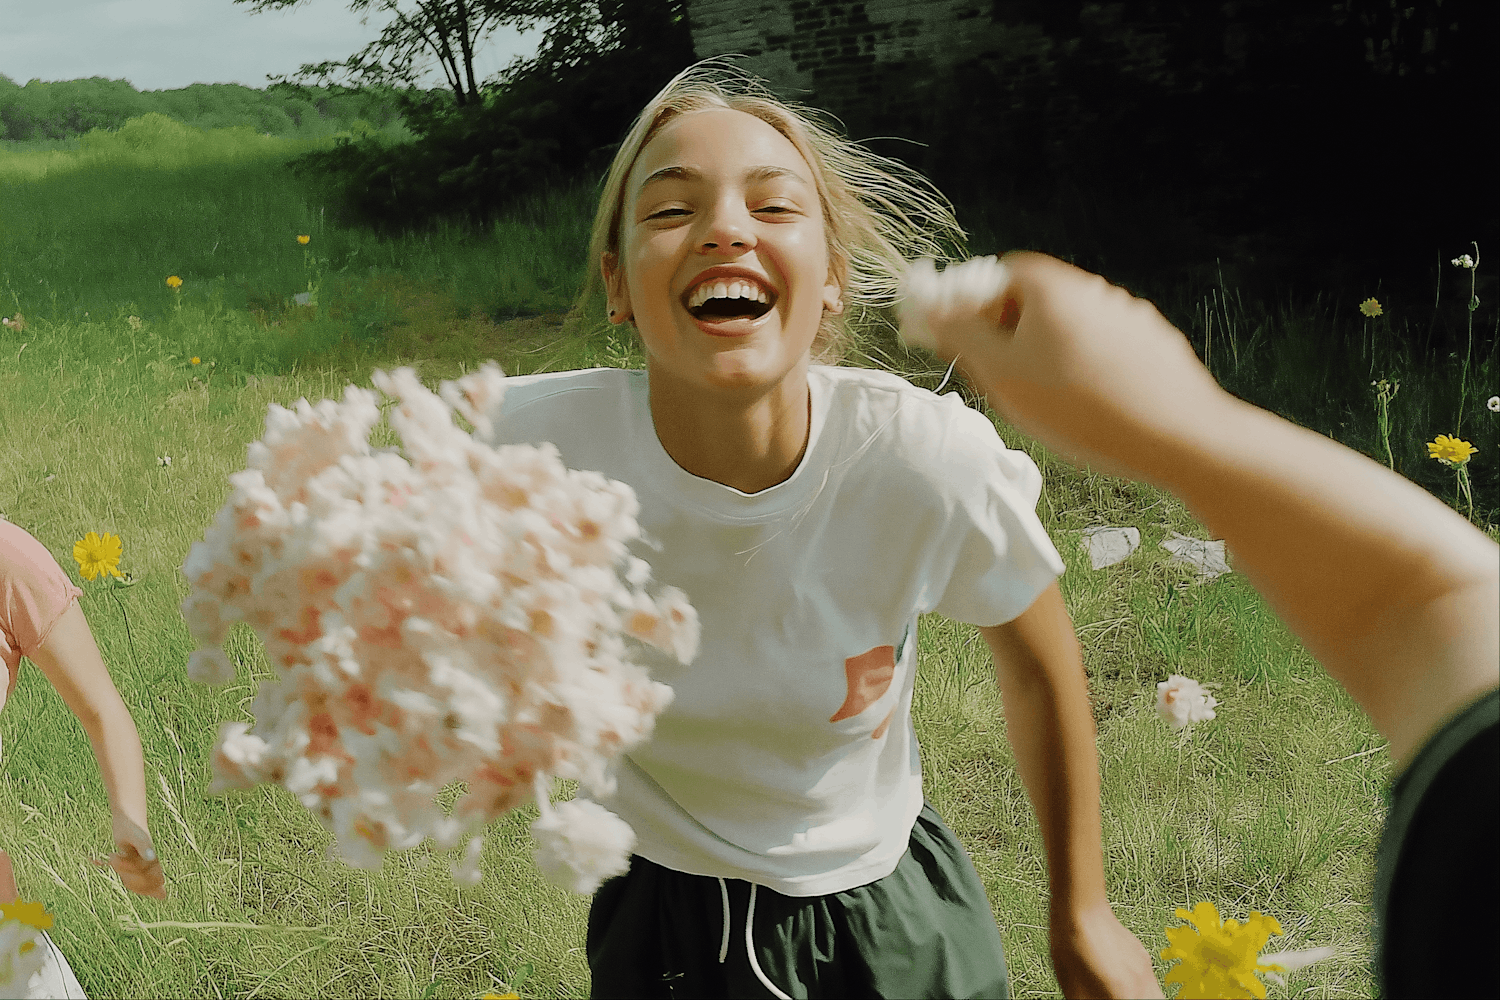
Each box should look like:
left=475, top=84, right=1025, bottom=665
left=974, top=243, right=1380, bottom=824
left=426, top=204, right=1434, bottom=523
left=0, top=518, right=84, bottom=688
left=919, top=393, right=1065, bottom=627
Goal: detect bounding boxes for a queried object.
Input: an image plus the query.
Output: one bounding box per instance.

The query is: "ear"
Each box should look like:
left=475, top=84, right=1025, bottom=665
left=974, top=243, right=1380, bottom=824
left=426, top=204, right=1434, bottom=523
left=822, top=279, right=844, bottom=316
left=823, top=253, right=845, bottom=315
left=602, top=252, right=632, bottom=324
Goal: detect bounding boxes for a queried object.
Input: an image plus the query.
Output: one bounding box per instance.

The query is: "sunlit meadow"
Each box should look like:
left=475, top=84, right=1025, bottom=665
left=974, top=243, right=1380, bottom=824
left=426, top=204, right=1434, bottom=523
left=0, top=119, right=1495, bottom=998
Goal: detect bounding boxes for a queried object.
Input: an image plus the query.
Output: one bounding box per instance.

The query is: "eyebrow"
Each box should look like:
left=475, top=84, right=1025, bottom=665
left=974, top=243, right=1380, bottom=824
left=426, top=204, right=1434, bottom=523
left=637, top=163, right=808, bottom=192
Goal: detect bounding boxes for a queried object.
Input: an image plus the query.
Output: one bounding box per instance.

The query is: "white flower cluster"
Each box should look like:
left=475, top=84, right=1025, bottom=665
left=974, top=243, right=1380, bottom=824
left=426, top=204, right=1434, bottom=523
left=1451, top=254, right=1476, bottom=269
left=1155, top=674, right=1220, bottom=730
left=180, top=363, right=699, bottom=894
left=0, top=921, right=45, bottom=998
left=896, top=255, right=1012, bottom=352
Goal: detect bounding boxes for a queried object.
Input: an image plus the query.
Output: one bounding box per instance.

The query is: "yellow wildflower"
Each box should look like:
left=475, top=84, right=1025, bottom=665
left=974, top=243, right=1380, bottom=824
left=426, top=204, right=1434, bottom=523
left=191, top=356, right=201, bottom=365
left=297, top=234, right=311, bottom=244
left=1428, top=434, right=1478, bottom=466
left=1359, top=297, right=1382, bottom=317
left=73, top=531, right=125, bottom=582
left=0, top=900, right=53, bottom=932
left=166, top=275, right=183, bottom=289
left=1161, top=901, right=1288, bottom=999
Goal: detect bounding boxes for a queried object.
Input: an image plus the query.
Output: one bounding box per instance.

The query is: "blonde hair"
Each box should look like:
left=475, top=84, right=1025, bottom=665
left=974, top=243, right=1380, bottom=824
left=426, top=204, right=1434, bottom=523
left=582, top=57, right=967, bottom=366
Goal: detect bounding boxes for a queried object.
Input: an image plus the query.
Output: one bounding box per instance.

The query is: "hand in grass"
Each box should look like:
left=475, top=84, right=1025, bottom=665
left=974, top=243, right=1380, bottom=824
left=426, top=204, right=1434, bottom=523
left=1050, top=902, right=1165, bottom=999
left=93, top=812, right=165, bottom=900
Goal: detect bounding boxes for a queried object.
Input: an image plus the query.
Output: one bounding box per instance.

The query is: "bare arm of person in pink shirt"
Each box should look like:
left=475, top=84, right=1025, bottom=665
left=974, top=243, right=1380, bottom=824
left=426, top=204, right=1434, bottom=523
left=0, top=522, right=165, bottom=903
left=24, top=600, right=167, bottom=900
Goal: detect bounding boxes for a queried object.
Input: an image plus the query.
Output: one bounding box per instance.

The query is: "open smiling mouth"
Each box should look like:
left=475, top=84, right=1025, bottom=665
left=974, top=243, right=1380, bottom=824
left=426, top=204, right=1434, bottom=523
left=685, top=281, right=776, bottom=322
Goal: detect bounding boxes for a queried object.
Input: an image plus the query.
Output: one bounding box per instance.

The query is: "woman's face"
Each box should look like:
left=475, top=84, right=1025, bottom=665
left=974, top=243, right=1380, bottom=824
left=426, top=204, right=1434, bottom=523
left=603, top=108, right=842, bottom=394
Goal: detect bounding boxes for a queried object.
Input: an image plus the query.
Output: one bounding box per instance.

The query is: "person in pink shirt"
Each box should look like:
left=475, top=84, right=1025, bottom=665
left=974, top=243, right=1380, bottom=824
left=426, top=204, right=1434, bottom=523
left=0, top=515, right=167, bottom=907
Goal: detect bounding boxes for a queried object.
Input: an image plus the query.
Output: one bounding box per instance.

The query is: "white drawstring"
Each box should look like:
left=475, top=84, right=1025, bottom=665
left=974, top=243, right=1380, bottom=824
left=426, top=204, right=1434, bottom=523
left=717, top=877, right=794, bottom=998
left=717, top=876, right=731, bottom=963
left=744, top=882, right=794, bottom=1000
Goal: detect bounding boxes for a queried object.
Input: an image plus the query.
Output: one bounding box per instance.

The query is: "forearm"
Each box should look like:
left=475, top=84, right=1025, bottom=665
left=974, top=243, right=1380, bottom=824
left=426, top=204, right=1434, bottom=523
left=996, top=652, right=1108, bottom=915
left=1141, top=394, right=1500, bottom=770
left=83, top=702, right=151, bottom=832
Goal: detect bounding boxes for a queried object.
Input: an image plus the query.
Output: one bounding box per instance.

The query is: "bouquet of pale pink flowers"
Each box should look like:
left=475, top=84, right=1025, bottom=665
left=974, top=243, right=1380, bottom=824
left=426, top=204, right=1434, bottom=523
left=181, top=363, right=699, bottom=894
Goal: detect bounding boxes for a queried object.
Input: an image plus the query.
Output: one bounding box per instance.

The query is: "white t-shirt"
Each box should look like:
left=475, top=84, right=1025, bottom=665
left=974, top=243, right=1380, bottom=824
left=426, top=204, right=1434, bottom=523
left=490, top=364, right=1065, bottom=896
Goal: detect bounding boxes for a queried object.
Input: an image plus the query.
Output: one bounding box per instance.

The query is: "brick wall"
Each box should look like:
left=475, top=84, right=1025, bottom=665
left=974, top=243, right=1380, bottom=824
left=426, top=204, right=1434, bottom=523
left=684, top=0, right=1037, bottom=135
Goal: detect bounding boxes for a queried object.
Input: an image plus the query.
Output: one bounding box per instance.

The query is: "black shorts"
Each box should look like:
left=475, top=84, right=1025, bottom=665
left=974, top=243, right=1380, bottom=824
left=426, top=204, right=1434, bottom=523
left=1374, top=685, right=1498, bottom=998
left=586, top=800, right=1009, bottom=999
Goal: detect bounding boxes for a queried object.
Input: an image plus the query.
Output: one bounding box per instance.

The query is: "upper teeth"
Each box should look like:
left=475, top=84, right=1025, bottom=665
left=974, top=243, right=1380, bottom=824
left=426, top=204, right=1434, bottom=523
left=688, top=279, right=770, bottom=310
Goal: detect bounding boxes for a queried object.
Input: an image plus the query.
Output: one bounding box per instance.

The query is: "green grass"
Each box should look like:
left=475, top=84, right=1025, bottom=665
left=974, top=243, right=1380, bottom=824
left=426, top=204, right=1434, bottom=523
left=0, top=128, right=1496, bottom=998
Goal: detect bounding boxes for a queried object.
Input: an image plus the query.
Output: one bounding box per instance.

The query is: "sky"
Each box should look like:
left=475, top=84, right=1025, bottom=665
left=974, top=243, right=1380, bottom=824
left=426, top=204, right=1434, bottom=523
left=0, top=0, right=547, bottom=92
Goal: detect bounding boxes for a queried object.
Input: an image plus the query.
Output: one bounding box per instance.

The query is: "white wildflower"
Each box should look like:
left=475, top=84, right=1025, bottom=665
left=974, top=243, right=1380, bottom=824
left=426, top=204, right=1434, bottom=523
left=0, top=918, right=47, bottom=998
left=531, top=796, right=635, bottom=895
left=182, top=363, right=696, bottom=893
left=158, top=455, right=172, bottom=467
left=1156, top=674, right=1220, bottom=730
left=1487, top=395, right=1499, bottom=413
left=896, top=255, right=1012, bottom=352
left=1452, top=254, right=1476, bottom=269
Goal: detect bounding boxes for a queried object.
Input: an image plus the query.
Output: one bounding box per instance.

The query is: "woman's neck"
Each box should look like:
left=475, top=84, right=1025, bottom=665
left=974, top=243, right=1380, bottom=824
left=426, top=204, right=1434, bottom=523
left=646, top=363, right=812, bottom=495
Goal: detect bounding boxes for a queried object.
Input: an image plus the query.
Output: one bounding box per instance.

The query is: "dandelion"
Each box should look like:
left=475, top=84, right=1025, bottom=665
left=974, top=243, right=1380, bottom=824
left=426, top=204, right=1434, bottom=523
left=1358, top=297, right=1382, bottom=317
left=1428, top=434, right=1478, bottom=466
left=166, top=276, right=183, bottom=290
left=73, top=531, right=125, bottom=582
left=1161, top=900, right=1334, bottom=999
left=297, top=234, right=311, bottom=245
left=1489, top=396, right=1500, bottom=413
left=159, top=456, right=173, bottom=467
left=1452, top=254, right=1476, bottom=269
left=191, top=357, right=201, bottom=365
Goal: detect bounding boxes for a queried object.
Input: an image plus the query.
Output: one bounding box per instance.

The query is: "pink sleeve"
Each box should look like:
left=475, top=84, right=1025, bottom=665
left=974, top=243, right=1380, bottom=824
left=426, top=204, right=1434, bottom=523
left=0, top=518, right=84, bottom=694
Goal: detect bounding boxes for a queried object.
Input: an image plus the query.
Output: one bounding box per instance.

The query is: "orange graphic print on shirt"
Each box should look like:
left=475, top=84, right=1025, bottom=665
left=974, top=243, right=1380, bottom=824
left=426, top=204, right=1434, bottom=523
left=830, top=645, right=900, bottom=739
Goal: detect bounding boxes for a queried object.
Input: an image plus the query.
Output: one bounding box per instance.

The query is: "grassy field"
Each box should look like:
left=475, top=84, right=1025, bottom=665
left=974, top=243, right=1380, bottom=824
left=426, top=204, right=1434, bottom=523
left=0, top=121, right=1495, bottom=999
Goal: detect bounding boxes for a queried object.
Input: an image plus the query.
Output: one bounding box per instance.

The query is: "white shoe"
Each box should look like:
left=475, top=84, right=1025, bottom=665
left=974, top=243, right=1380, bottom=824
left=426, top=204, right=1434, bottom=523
left=23, top=932, right=87, bottom=1000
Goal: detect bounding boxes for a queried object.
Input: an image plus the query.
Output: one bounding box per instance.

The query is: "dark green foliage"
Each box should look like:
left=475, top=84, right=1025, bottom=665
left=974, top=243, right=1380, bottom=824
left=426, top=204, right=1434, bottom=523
left=854, top=0, right=1496, bottom=311
left=289, top=0, right=696, bottom=232
left=0, top=75, right=405, bottom=143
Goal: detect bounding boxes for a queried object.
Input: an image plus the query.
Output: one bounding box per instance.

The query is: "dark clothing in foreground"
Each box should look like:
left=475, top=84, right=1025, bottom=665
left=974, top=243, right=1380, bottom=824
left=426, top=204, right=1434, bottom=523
left=1375, top=685, right=1498, bottom=998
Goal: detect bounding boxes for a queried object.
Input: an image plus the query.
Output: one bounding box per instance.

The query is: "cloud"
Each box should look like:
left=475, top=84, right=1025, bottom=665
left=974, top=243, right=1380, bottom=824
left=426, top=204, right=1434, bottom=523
left=0, top=0, right=543, bottom=92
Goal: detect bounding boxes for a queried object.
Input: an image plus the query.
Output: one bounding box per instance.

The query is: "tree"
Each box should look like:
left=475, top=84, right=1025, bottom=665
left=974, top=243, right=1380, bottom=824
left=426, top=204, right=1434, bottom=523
left=233, top=0, right=550, bottom=107
left=288, top=0, right=695, bottom=230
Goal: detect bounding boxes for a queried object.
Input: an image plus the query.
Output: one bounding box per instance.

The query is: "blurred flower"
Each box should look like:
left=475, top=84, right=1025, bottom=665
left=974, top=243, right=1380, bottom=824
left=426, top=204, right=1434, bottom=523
left=74, top=531, right=125, bottom=582
left=1452, top=254, right=1476, bottom=269
left=1161, top=900, right=1333, bottom=999
left=181, top=362, right=696, bottom=894
left=127, top=315, right=143, bottom=331
left=1156, top=674, right=1219, bottom=730
left=897, top=255, right=1011, bottom=352
left=1488, top=396, right=1500, bottom=412
left=0, top=901, right=50, bottom=996
left=1428, top=434, right=1478, bottom=466
left=166, top=276, right=183, bottom=290
left=297, top=235, right=310, bottom=245
left=0, top=314, right=24, bottom=332
left=191, top=357, right=201, bottom=365
left=159, top=455, right=173, bottom=467
left=1359, top=297, right=1382, bottom=317
left=0, top=901, right=53, bottom=934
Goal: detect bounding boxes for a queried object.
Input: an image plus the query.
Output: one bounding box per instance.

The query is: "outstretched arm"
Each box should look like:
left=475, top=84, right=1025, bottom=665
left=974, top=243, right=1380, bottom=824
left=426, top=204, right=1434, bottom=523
left=28, top=599, right=166, bottom=899
left=980, top=582, right=1164, bottom=1000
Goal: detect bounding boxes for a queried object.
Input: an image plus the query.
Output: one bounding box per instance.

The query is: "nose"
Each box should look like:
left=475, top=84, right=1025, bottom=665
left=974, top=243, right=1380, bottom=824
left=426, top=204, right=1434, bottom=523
left=698, top=200, right=756, bottom=256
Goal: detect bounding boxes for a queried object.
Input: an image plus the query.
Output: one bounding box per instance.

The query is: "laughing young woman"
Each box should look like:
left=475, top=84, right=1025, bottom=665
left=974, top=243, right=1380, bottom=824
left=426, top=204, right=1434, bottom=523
left=486, top=61, right=1158, bottom=999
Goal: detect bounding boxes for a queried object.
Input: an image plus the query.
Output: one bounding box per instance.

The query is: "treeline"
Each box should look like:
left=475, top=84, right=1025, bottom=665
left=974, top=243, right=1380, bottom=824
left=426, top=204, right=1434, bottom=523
left=0, top=76, right=407, bottom=143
